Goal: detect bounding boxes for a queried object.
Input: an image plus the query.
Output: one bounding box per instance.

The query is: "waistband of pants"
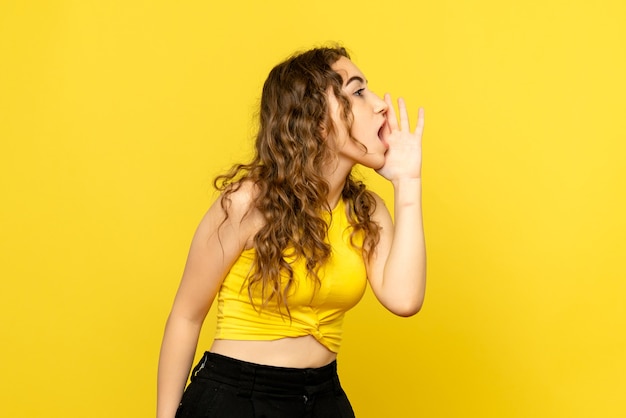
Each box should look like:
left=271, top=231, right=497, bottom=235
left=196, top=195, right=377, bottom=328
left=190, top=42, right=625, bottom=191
left=191, top=351, right=341, bottom=397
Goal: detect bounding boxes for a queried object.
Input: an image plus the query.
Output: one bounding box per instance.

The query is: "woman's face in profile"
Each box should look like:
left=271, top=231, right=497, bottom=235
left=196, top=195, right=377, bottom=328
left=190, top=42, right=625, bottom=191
left=328, top=57, right=389, bottom=170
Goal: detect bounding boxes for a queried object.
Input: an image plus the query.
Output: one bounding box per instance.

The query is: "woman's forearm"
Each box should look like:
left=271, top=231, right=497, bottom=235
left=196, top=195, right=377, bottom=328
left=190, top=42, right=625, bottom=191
left=383, top=178, right=426, bottom=315
left=157, top=314, right=203, bottom=418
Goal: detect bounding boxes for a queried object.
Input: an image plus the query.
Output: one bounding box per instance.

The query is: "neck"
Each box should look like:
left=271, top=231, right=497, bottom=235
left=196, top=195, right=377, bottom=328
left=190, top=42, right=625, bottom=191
left=323, top=159, right=353, bottom=210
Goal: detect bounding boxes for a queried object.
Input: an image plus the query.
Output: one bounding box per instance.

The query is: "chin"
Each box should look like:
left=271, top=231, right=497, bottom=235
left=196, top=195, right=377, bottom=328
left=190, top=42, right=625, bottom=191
left=361, top=156, right=385, bottom=170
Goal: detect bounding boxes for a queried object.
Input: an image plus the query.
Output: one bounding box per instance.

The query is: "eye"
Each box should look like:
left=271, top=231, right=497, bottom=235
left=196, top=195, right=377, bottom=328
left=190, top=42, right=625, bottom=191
left=354, top=88, right=365, bottom=97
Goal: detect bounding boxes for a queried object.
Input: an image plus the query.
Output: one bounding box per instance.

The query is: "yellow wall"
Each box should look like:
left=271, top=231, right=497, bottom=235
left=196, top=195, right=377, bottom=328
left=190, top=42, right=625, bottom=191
left=1, top=1, right=625, bottom=416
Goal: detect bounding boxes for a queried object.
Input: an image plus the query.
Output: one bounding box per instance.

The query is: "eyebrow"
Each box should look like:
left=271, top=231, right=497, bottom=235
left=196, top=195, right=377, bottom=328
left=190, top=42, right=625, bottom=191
left=345, top=76, right=367, bottom=87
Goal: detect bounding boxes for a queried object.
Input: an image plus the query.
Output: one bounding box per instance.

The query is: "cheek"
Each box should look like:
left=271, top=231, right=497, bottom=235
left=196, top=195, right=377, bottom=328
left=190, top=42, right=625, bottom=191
left=349, top=112, right=367, bottom=137
left=348, top=104, right=366, bottom=128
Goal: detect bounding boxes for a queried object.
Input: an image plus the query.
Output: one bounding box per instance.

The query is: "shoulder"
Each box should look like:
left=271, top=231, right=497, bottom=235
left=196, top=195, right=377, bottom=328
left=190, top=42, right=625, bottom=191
left=213, top=181, right=264, bottom=249
left=362, top=191, right=392, bottom=237
left=220, top=180, right=259, bottom=219
left=364, top=191, right=390, bottom=219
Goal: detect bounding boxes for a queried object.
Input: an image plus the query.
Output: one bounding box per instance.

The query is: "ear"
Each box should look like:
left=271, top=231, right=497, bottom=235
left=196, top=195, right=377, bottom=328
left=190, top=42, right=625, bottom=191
left=323, top=88, right=341, bottom=140
left=320, top=117, right=331, bottom=139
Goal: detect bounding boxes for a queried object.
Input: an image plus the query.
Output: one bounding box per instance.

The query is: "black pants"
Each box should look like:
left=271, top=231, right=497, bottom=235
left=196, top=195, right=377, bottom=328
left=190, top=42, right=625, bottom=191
left=175, top=352, right=356, bottom=418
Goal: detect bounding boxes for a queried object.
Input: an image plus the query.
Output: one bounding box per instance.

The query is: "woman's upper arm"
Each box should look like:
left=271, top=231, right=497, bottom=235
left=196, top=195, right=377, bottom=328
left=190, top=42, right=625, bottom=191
left=364, top=193, right=394, bottom=301
left=169, top=188, right=258, bottom=324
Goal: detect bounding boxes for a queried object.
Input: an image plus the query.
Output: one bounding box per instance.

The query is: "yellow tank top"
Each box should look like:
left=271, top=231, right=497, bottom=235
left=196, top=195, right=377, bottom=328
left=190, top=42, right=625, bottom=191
left=214, top=198, right=367, bottom=353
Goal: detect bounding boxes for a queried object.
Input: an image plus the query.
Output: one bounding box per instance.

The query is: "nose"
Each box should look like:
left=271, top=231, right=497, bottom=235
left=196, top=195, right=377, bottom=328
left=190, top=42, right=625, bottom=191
left=372, top=93, right=388, bottom=114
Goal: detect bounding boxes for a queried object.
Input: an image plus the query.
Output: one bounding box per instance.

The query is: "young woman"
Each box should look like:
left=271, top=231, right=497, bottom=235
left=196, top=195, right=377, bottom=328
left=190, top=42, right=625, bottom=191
left=157, top=46, right=426, bottom=418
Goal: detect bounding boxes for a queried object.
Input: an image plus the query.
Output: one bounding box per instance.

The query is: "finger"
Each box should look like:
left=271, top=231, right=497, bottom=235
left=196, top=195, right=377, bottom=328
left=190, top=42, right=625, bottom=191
left=415, top=107, right=425, bottom=135
left=384, top=93, right=399, bottom=131
left=398, top=97, right=410, bottom=132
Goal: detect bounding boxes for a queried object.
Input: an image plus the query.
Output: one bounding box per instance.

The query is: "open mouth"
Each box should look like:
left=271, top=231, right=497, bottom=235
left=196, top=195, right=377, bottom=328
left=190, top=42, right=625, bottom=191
left=378, top=122, right=386, bottom=140
left=378, top=121, right=389, bottom=149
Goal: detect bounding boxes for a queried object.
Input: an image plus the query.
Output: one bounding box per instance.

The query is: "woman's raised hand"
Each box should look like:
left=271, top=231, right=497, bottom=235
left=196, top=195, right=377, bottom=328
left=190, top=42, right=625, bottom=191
left=376, top=94, right=424, bottom=182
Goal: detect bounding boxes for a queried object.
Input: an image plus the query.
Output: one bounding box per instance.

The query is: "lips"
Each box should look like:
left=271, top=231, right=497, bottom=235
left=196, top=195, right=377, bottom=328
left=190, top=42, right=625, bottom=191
left=378, top=121, right=389, bottom=149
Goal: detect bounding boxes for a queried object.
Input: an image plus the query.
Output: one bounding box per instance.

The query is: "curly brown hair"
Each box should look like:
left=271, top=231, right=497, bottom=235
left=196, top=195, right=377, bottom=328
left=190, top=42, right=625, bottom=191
left=214, top=46, right=381, bottom=314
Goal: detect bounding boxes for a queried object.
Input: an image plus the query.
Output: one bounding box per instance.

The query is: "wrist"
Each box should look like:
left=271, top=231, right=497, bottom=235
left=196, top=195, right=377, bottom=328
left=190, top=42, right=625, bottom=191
left=391, top=176, right=422, bottom=189
left=392, top=177, right=422, bottom=208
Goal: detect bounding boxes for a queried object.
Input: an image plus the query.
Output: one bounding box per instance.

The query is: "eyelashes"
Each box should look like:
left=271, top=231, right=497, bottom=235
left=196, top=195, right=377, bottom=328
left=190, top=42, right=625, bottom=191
left=354, top=88, right=366, bottom=97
